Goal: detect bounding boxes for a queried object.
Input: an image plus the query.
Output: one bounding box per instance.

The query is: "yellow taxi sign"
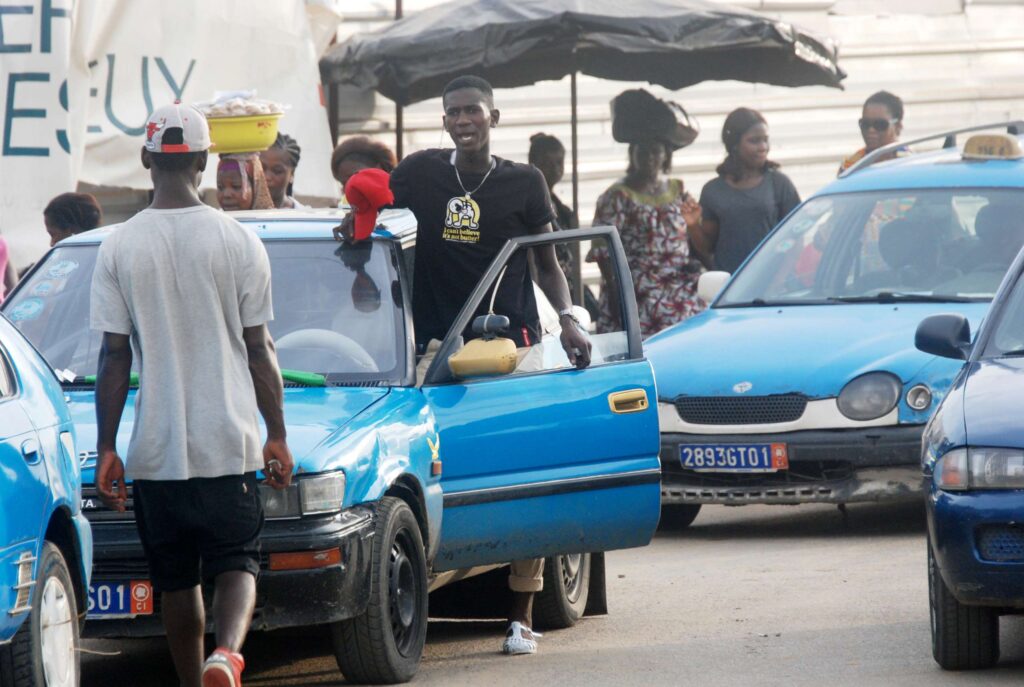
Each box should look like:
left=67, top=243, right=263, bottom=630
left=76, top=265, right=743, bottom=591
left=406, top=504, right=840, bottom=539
left=962, top=133, right=1024, bottom=160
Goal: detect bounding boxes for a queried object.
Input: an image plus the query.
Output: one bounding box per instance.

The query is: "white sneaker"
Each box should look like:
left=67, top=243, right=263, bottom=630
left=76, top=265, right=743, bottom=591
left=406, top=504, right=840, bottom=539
left=502, top=621, right=541, bottom=655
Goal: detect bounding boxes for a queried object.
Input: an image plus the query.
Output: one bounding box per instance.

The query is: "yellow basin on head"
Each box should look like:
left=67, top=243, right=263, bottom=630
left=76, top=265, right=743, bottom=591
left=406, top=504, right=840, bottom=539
left=208, top=113, right=282, bottom=154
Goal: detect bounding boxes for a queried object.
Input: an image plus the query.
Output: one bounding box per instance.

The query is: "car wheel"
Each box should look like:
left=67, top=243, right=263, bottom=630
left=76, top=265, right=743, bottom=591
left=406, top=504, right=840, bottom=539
left=929, top=541, right=999, bottom=670
left=331, top=497, right=428, bottom=684
left=534, top=553, right=591, bottom=630
left=659, top=504, right=702, bottom=530
left=0, top=542, right=80, bottom=687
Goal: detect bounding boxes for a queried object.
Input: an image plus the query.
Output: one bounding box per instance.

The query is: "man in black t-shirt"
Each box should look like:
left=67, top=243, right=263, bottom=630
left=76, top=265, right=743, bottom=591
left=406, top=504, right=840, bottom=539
left=337, top=75, right=591, bottom=656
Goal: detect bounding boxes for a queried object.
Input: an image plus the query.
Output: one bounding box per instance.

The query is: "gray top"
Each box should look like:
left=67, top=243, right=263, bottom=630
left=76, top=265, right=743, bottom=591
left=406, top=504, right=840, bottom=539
left=699, top=169, right=801, bottom=273
left=90, top=206, right=273, bottom=481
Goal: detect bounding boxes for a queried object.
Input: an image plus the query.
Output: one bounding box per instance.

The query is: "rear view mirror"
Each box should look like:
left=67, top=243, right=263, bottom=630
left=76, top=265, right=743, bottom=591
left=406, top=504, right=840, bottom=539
left=915, top=314, right=971, bottom=360
left=698, top=271, right=731, bottom=303
left=448, top=338, right=518, bottom=379
left=471, top=314, right=510, bottom=338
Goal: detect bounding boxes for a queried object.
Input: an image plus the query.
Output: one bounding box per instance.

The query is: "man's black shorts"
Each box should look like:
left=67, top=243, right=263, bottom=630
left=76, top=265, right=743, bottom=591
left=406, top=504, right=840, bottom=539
left=133, top=472, right=264, bottom=594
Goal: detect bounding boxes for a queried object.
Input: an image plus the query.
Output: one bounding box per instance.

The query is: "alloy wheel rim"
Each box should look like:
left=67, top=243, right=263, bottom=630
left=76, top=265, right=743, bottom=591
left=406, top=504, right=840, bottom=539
left=560, top=554, right=584, bottom=603
left=388, top=528, right=420, bottom=655
left=40, top=575, right=76, bottom=687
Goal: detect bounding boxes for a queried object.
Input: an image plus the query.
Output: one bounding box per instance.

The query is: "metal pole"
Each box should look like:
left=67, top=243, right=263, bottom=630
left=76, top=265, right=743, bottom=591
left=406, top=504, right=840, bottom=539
left=395, top=0, right=404, bottom=160
left=570, top=71, right=583, bottom=305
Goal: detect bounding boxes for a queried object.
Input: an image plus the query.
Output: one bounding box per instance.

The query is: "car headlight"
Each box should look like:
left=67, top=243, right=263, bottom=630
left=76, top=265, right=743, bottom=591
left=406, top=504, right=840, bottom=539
left=837, top=372, right=901, bottom=421
left=299, top=471, right=346, bottom=515
left=934, top=448, right=1024, bottom=491
left=258, top=471, right=346, bottom=518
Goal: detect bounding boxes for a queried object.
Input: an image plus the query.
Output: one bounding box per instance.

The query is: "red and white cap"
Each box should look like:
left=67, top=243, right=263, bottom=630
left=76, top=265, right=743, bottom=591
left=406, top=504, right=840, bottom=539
left=143, top=101, right=210, bottom=153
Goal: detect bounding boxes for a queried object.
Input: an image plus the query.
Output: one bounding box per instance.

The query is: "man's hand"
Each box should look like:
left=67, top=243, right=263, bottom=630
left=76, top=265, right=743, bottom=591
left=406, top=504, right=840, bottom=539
left=263, top=438, right=294, bottom=490
left=559, top=314, right=592, bottom=369
left=96, top=449, right=128, bottom=512
left=332, top=212, right=356, bottom=243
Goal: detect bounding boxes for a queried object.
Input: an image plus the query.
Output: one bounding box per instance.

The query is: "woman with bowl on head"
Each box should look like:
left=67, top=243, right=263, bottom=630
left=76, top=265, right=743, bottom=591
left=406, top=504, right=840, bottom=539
left=691, top=108, right=801, bottom=274
left=216, top=154, right=275, bottom=211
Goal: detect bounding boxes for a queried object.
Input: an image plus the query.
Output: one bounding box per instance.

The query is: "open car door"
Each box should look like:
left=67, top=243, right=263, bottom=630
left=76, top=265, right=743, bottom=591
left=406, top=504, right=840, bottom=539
left=421, top=227, right=661, bottom=571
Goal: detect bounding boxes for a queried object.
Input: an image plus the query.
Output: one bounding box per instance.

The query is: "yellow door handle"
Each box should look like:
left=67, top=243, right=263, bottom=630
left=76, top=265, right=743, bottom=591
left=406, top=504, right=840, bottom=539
left=608, top=389, right=649, bottom=414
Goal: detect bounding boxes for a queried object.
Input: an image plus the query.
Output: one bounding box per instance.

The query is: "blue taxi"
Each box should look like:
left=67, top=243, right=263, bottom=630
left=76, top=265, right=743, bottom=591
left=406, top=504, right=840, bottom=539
left=0, top=313, right=91, bottom=687
left=916, top=171, right=1024, bottom=669
left=646, top=123, right=1024, bottom=528
left=2, top=209, right=660, bottom=684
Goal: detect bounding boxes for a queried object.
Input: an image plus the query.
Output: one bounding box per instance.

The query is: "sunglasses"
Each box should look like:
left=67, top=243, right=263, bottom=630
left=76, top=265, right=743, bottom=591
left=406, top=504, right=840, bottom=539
left=859, top=117, right=899, bottom=132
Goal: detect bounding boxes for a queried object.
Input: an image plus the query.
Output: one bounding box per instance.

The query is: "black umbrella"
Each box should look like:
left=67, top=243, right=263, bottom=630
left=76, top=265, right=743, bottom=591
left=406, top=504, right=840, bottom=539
left=321, top=0, right=844, bottom=295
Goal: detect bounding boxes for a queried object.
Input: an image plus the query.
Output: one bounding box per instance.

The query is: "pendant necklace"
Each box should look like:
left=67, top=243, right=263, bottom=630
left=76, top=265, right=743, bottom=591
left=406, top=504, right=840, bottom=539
left=451, top=150, right=496, bottom=199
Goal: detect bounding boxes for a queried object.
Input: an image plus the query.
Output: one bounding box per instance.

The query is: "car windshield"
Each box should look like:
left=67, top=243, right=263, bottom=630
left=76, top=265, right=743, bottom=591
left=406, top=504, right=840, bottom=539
left=3, top=238, right=406, bottom=384
left=716, top=189, right=1024, bottom=307
left=983, top=271, right=1024, bottom=358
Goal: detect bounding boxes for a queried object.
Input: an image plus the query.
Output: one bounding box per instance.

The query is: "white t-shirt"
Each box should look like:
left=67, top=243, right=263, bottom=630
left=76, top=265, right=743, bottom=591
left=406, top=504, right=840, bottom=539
left=90, top=205, right=273, bottom=481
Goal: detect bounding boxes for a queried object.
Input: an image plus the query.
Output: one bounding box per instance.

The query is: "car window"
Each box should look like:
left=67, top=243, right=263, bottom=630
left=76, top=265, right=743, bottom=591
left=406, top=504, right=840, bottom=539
left=4, top=239, right=407, bottom=385
left=717, top=189, right=1024, bottom=306
left=984, top=272, right=1024, bottom=358
left=0, top=345, right=14, bottom=398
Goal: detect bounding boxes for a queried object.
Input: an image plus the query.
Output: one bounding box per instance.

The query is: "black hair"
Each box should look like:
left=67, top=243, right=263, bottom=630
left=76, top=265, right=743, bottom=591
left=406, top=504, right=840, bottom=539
left=625, top=140, right=673, bottom=176
left=716, top=107, right=779, bottom=180
left=269, top=132, right=301, bottom=196
left=442, top=75, right=494, bottom=106
left=864, top=90, right=904, bottom=122
left=528, top=133, right=564, bottom=164
left=330, top=136, right=397, bottom=183
left=43, top=192, right=102, bottom=232
left=148, top=127, right=203, bottom=173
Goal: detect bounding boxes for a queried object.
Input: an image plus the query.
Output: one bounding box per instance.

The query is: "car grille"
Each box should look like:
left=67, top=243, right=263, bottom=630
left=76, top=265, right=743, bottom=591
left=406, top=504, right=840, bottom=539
left=977, top=526, right=1024, bottom=562
left=81, top=486, right=135, bottom=521
left=674, top=394, right=808, bottom=425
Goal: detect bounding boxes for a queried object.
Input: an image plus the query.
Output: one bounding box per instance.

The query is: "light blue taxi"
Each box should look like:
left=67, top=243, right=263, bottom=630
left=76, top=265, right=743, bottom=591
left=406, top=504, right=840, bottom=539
left=0, top=312, right=90, bottom=687
left=2, top=209, right=660, bottom=684
left=646, top=124, right=1024, bottom=528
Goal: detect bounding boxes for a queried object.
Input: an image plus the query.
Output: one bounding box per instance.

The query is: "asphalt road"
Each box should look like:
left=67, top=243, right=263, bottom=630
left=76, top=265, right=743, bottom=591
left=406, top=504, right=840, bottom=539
left=82, top=501, right=1024, bottom=686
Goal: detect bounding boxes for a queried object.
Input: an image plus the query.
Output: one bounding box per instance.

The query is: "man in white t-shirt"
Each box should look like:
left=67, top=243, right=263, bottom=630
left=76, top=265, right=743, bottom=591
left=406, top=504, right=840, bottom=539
left=91, top=102, right=293, bottom=687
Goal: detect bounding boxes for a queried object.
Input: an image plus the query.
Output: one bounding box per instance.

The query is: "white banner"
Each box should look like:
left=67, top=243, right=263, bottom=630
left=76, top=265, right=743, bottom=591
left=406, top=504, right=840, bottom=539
left=1, top=0, right=340, bottom=267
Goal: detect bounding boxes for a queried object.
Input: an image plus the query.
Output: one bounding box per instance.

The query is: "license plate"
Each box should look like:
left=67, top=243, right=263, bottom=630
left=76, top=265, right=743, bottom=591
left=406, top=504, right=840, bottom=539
left=87, top=580, right=154, bottom=618
left=680, top=443, right=789, bottom=472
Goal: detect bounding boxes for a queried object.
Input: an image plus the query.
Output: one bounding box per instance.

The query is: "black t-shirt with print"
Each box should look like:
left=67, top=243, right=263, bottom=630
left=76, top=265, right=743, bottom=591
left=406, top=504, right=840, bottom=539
left=390, top=149, right=555, bottom=348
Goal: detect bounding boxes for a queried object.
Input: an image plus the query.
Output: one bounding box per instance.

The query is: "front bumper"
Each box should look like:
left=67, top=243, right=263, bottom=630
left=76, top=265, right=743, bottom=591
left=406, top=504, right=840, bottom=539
left=929, top=488, right=1024, bottom=609
left=83, top=505, right=375, bottom=638
left=660, top=426, right=925, bottom=505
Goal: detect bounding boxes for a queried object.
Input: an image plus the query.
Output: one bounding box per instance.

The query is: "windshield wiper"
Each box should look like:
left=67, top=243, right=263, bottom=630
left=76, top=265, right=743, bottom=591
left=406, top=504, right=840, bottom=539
left=827, top=292, right=975, bottom=304
left=280, top=369, right=327, bottom=387
left=61, top=373, right=140, bottom=387
left=998, top=348, right=1024, bottom=357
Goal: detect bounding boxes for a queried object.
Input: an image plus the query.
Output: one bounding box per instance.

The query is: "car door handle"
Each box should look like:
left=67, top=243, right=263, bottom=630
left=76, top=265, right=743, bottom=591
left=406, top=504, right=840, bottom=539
left=21, top=439, right=39, bottom=460
left=608, top=389, right=649, bottom=414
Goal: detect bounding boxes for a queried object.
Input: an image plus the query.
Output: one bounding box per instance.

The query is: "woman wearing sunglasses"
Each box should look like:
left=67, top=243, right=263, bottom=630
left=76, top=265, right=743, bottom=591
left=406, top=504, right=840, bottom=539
left=838, top=90, right=907, bottom=175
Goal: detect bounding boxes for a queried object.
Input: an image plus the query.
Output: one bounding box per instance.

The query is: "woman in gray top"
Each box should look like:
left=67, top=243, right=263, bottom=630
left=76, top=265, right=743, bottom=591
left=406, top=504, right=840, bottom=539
left=692, top=108, right=801, bottom=273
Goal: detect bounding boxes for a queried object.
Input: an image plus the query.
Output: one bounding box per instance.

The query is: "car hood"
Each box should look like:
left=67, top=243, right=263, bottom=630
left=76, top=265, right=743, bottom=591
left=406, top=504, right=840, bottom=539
left=69, top=386, right=390, bottom=483
left=644, top=303, right=990, bottom=399
left=963, top=358, right=1024, bottom=448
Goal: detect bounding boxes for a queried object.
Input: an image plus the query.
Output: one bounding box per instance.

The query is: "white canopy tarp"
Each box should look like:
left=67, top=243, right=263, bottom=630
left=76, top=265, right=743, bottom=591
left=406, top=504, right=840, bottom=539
left=1, top=0, right=340, bottom=267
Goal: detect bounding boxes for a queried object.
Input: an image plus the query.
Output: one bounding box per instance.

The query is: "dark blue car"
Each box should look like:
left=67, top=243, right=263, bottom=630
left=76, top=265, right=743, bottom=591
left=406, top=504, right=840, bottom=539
left=917, top=208, right=1024, bottom=670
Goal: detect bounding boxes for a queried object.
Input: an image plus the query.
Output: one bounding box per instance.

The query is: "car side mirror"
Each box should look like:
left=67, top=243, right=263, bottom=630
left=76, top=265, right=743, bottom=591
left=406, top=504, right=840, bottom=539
left=915, top=313, right=971, bottom=360
left=447, top=337, right=518, bottom=379
left=698, top=271, right=731, bottom=304
left=471, top=314, right=510, bottom=339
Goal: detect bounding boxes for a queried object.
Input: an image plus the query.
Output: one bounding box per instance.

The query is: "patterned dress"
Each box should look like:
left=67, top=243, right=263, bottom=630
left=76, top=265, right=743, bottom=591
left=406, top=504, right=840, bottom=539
left=588, top=179, right=705, bottom=338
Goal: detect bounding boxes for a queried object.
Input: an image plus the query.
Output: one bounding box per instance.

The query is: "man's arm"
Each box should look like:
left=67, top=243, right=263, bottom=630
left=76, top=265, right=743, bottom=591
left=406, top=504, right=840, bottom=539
left=530, top=222, right=592, bottom=369
left=95, top=332, right=132, bottom=511
left=243, top=324, right=293, bottom=488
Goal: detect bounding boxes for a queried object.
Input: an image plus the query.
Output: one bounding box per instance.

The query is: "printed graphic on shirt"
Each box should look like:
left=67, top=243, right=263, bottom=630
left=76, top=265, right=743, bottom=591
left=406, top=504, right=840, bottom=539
left=442, top=195, right=481, bottom=243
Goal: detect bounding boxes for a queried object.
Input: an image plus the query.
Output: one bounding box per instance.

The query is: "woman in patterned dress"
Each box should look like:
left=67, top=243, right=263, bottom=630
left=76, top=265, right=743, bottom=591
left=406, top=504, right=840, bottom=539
left=588, top=139, right=705, bottom=337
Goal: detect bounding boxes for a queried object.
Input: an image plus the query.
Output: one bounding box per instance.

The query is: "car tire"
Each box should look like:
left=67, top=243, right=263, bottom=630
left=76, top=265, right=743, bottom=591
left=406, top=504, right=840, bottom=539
left=929, top=541, right=999, bottom=670
left=659, top=504, right=702, bottom=530
left=0, top=542, right=80, bottom=687
left=331, top=497, right=428, bottom=684
left=533, top=554, right=591, bottom=630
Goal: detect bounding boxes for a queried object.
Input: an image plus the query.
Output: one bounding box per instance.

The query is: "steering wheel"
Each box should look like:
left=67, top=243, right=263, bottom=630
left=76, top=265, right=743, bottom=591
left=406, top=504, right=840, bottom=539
left=275, top=329, right=379, bottom=373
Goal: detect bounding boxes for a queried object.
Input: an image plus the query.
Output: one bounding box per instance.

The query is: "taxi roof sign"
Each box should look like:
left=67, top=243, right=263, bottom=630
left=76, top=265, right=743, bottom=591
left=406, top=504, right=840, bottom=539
left=962, top=133, right=1024, bottom=161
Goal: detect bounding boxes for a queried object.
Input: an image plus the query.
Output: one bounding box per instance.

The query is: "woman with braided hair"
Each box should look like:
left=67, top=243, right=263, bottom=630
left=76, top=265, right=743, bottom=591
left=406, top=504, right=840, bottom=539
left=43, top=192, right=103, bottom=246
left=261, top=133, right=307, bottom=209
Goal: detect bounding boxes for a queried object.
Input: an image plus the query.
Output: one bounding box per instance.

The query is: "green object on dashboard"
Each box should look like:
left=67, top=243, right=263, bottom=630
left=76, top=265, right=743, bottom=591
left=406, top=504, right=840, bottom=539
left=84, top=372, right=139, bottom=387
left=281, top=369, right=327, bottom=387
